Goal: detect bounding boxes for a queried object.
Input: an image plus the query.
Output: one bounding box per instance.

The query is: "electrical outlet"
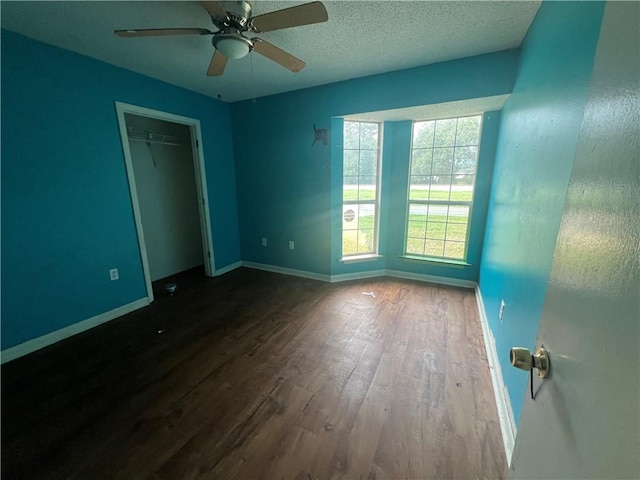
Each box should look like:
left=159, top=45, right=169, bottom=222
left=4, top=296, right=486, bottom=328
left=499, top=299, right=506, bottom=321
left=109, top=268, right=119, bottom=281
left=288, top=241, right=295, bottom=250
left=261, top=237, right=267, bottom=247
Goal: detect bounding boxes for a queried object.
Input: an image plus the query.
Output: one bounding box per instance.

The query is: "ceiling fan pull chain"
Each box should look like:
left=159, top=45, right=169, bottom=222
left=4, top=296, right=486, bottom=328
left=250, top=51, right=255, bottom=100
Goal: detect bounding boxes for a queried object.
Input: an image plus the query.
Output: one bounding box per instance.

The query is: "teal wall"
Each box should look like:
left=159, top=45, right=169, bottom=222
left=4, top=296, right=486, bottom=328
left=1, top=30, right=241, bottom=350
left=231, top=50, right=519, bottom=277
left=478, top=1, right=605, bottom=424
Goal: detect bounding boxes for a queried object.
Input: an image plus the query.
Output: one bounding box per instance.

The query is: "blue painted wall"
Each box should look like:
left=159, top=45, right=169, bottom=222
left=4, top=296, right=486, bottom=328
left=478, top=1, right=605, bottom=424
left=231, top=50, right=519, bottom=277
left=1, top=30, right=241, bottom=350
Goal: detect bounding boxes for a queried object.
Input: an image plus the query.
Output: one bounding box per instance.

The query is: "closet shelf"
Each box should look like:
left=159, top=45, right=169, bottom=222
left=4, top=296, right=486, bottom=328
left=127, top=128, right=187, bottom=147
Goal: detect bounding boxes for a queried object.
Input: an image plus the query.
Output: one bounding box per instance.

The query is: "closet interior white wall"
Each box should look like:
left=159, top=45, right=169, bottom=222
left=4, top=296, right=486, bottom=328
left=115, top=102, right=215, bottom=302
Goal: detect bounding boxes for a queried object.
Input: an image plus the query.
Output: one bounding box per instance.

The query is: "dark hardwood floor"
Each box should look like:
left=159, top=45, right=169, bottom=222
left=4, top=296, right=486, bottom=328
left=1, top=267, right=506, bottom=479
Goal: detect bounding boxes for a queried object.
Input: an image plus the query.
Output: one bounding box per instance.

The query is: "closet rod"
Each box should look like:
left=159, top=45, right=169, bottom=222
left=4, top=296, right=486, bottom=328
left=128, top=136, right=186, bottom=147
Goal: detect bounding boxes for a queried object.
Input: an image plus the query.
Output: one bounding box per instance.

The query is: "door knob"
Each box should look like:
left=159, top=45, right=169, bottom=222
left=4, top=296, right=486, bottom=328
left=510, top=345, right=550, bottom=378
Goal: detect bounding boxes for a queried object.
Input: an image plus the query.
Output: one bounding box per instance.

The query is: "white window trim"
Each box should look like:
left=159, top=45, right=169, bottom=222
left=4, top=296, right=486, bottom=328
left=339, top=254, right=384, bottom=264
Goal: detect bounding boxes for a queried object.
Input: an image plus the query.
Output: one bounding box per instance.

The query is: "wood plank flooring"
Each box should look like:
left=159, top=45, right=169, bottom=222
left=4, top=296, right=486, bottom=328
left=1, top=267, right=506, bottom=479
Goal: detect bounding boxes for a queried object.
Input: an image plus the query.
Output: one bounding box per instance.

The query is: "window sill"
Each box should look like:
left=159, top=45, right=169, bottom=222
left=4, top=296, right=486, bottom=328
left=339, top=254, right=383, bottom=264
left=399, top=255, right=471, bottom=268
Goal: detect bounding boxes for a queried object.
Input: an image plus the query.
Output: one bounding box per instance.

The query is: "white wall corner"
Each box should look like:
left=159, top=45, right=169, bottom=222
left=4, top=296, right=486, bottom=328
left=0, top=298, right=150, bottom=365
left=475, top=285, right=517, bottom=466
left=215, top=261, right=242, bottom=276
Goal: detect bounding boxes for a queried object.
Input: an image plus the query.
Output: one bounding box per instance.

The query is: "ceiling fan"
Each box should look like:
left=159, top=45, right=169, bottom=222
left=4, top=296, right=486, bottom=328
left=115, top=0, right=328, bottom=77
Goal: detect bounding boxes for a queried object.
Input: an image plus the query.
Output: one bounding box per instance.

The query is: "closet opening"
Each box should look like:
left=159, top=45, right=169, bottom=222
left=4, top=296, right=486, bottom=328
left=115, top=102, right=215, bottom=302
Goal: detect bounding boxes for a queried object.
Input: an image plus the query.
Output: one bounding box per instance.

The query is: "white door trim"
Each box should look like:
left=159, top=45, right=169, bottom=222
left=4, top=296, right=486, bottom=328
left=115, top=102, right=216, bottom=302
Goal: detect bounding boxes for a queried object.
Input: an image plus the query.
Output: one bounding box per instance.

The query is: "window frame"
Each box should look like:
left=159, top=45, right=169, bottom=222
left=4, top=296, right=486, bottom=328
left=341, top=120, right=383, bottom=259
left=404, top=114, right=483, bottom=262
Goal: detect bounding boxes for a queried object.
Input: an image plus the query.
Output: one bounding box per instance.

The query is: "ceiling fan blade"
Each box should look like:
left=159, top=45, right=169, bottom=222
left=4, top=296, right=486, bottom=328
left=200, top=1, right=229, bottom=21
left=251, top=1, right=328, bottom=33
left=252, top=39, right=305, bottom=73
left=115, top=28, right=213, bottom=37
left=207, top=50, right=228, bottom=76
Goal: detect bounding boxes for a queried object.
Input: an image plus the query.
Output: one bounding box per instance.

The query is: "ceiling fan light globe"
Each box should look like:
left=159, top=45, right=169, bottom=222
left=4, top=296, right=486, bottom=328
left=215, top=37, right=251, bottom=59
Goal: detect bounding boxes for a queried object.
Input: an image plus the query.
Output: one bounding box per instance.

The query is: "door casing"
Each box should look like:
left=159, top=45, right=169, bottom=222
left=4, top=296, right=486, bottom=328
left=115, top=101, right=216, bottom=302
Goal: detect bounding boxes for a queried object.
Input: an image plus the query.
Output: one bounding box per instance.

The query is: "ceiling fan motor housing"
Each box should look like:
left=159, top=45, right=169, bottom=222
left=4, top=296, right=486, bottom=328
left=220, top=0, right=253, bottom=29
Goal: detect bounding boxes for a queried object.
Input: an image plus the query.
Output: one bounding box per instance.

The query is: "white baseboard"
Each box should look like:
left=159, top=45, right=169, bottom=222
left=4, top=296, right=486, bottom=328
left=215, top=261, right=242, bottom=276
left=242, top=261, right=332, bottom=282
left=0, top=297, right=150, bottom=365
left=242, top=261, right=478, bottom=289
left=475, top=286, right=516, bottom=466
left=330, top=269, right=387, bottom=283
left=386, top=269, right=476, bottom=288
left=331, top=268, right=475, bottom=288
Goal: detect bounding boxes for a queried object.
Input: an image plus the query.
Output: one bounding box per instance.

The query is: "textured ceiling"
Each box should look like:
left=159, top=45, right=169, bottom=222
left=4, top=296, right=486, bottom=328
left=1, top=1, right=540, bottom=103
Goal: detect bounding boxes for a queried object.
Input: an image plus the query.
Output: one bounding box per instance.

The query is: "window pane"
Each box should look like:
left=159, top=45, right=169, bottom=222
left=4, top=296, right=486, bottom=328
left=359, top=123, right=378, bottom=150
left=446, top=222, right=468, bottom=242
left=407, top=237, right=425, bottom=255
left=360, top=229, right=375, bottom=252
left=455, top=116, right=481, bottom=146
left=432, top=147, right=454, bottom=174
left=344, top=121, right=360, bottom=149
left=358, top=176, right=376, bottom=200
left=357, top=205, right=376, bottom=253
left=447, top=204, right=469, bottom=223
left=433, top=118, right=457, bottom=147
left=358, top=187, right=375, bottom=201
left=344, top=150, right=359, bottom=176
left=411, top=149, right=433, bottom=176
left=413, top=121, right=435, bottom=148
left=454, top=146, right=478, bottom=174
left=429, top=178, right=452, bottom=201
left=342, top=230, right=358, bottom=255
left=342, top=204, right=376, bottom=254
left=453, top=174, right=475, bottom=185
left=358, top=204, right=375, bottom=229
left=342, top=204, right=359, bottom=231
left=426, top=222, right=446, bottom=240
left=425, top=239, right=445, bottom=256
left=451, top=178, right=474, bottom=202
left=344, top=175, right=358, bottom=185
left=343, top=176, right=358, bottom=201
left=359, top=175, right=375, bottom=184
left=408, top=203, right=427, bottom=223
left=359, top=150, right=377, bottom=176
left=408, top=221, right=426, bottom=238
left=427, top=204, right=447, bottom=223
left=409, top=177, right=428, bottom=200
left=444, top=241, right=465, bottom=259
